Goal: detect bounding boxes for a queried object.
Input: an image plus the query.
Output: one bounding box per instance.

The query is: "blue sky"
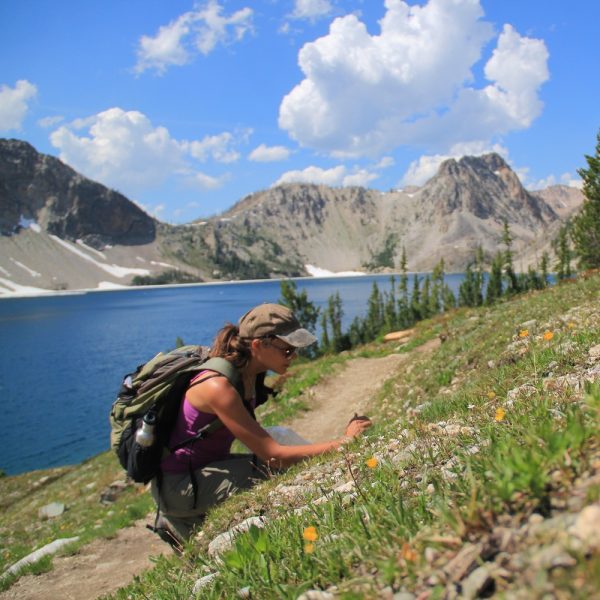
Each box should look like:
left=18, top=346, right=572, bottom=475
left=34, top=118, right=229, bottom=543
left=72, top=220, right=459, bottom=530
left=1, top=0, right=598, bottom=224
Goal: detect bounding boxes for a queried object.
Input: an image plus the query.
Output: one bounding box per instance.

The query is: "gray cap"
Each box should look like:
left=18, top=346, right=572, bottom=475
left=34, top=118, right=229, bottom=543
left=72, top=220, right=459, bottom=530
left=238, top=303, right=317, bottom=347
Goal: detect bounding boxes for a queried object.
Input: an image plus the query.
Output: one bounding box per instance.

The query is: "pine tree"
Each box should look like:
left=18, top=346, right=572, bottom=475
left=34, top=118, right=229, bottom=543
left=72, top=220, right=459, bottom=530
left=486, top=253, right=504, bottom=304
left=383, top=275, right=397, bottom=332
left=553, top=224, right=573, bottom=280
left=540, top=251, right=550, bottom=288
left=571, top=130, right=600, bottom=269
left=397, top=247, right=412, bottom=328
left=501, top=220, right=519, bottom=295
left=320, top=311, right=330, bottom=352
left=279, top=279, right=319, bottom=334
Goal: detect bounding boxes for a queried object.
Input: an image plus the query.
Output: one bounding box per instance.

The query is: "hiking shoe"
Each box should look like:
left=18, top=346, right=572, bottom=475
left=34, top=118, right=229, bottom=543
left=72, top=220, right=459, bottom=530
left=148, top=516, right=184, bottom=556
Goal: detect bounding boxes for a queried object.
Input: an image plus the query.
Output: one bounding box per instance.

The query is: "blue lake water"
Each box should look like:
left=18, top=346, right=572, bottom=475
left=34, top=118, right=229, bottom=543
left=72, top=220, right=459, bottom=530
left=0, top=273, right=466, bottom=475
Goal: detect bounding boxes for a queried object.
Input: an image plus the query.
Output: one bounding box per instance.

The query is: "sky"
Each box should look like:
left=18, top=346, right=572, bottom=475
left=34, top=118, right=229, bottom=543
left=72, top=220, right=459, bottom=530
left=1, top=0, right=598, bottom=224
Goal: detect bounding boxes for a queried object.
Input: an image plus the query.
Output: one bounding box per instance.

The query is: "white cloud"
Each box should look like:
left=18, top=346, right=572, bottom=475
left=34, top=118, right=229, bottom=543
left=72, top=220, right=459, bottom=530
left=275, top=164, right=378, bottom=187
left=135, top=1, right=253, bottom=74
left=185, top=132, right=244, bottom=163
left=248, top=144, right=291, bottom=162
left=0, top=80, right=37, bottom=131
left=527, top=172, right=583, bottom=191
left=375, top=156, right=395, bottom=169
left=401, top=142, right=509, bottom=186
left=291, top=0, right=333, bottom=20
left=38, top=115, right=64, bottom=128
left=279, top=0, right=549, bottom=158
left=49, top=107, right=242, bottom=193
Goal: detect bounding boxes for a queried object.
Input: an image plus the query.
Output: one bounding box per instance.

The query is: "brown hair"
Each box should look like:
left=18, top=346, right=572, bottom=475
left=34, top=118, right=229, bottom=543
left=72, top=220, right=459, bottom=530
left=209, top=323, right=252, bottom=368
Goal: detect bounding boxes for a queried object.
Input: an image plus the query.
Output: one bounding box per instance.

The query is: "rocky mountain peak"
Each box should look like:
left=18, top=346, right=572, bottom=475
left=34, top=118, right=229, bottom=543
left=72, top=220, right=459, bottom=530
left=0, top=138, right=156, bottom=247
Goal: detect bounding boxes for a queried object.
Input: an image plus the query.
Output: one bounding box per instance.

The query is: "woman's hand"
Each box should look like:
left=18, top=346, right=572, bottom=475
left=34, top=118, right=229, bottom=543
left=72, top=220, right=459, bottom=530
left=344, top=415, right=372, bottom=438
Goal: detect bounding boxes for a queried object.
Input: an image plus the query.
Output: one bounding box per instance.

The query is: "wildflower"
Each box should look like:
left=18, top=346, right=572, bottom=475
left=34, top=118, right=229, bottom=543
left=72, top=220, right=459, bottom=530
left=487, top=391, right=496, bottom=400
left=495, top=407, right=506, bottom=422
left=303, top=526, right=318, bottom=542
left=543, top=330, right=554, bottom=341
left=401, top=542, right=417, bottom=562
left=304, top=543, right=315, bottom=554
left=519, top=329, right=529, bottom=338
left=366, top=457, right=378, bottom=469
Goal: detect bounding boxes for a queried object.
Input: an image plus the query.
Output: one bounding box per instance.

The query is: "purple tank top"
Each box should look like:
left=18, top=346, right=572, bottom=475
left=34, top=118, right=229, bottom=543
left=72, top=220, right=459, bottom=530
left=160, top=370, right=254, bottom=474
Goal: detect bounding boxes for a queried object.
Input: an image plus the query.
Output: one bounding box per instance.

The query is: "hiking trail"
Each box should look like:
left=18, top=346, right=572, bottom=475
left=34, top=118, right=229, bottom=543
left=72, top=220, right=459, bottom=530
left=2, top=339, right=437, bottom=600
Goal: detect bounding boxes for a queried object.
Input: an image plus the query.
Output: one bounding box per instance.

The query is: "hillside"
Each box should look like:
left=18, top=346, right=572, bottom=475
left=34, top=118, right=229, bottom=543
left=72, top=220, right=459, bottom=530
left=1, top=274, right=598, bottom=598
left=0, top=139, right=584, bottom=294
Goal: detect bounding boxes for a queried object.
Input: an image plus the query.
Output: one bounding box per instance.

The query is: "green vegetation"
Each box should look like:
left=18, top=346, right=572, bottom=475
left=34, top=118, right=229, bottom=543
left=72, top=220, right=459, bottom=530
left=571, top=129, right=600, bottom=269
left=109, top=272, right=599, bottom=599
left=131, top=269, right=201, bottom=286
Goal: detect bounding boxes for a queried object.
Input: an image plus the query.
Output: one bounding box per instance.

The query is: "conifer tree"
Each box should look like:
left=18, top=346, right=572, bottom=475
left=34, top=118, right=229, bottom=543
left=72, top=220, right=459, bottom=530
left=571, top=130, right=600, bottom=269
left=383, top=276, right=397, bottom=332
left=397, top=247, right=412, bottom=328
left=320, top=311, right=330, bottom=352
left=279, top=279, right=319, bottom=334
left=553, top=223, right=573, bottom=280
left=410, top=273, right=421, bottom=321
left=366, top=282, right=384, bottom=338
left=420, top=275, right=431, bottom=319
left=501, top=220, right=519, bottom=295
left=486, top=253, right=504, bottom=304
left=540, top=251, right=550, bottom=288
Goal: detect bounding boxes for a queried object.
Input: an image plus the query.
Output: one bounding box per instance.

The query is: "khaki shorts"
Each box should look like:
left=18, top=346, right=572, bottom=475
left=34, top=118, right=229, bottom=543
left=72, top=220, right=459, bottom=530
left=151, top=454, right=268, bottom=541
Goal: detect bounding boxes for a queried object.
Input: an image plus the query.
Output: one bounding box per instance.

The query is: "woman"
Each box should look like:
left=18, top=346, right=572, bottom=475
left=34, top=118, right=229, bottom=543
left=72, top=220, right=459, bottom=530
left=151, top=303, right=372, bottom=546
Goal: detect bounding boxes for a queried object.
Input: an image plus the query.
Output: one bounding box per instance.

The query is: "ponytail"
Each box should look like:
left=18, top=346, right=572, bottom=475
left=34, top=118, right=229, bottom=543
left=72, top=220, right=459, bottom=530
left=210, top=323, right=251, bottom=368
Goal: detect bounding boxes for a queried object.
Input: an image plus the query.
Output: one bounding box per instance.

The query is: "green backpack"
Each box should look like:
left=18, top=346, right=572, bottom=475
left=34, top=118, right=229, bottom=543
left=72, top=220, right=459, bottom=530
left=109, top=345, right=243, bottom=483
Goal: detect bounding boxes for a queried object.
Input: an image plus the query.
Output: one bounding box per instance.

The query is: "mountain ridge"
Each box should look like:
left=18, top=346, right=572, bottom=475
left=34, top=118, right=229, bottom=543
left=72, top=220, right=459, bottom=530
left=0, top=138, right=584, bottom=294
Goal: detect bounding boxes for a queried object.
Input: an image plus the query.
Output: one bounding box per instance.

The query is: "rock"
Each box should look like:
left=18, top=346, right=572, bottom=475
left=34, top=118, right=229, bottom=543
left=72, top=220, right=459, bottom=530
left=99, top=479, right=129, bottom=504
left=297, top=591, right=335, bottom=600
left=191, top=572, right=218, bottom=595
left=588, top=344, right=600, bottom=360
left=208, top=516, right=268, bottom=558
left=569, top=505, right=600, bottom=550
left=393, top=593, right=417, bottom=600
left=460, top=565, right=494, bottom=599
left=443, top=543, right=482, bottom=582
left=238, top=586, right=251, bottom=598
left=38, top=502, right=65, bottom=519
left=1, top=537, right=79, bottom=579
left=530, top=544, right=576, bottom=570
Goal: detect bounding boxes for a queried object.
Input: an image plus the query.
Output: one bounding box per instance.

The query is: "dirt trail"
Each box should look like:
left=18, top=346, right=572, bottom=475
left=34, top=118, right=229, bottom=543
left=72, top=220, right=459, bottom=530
left=2, top=338, right=439, bottom=600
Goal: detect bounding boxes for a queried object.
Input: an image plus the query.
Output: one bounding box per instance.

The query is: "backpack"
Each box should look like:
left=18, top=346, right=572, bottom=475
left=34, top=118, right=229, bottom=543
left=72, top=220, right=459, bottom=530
left=109, top=344, right=244, bottom=484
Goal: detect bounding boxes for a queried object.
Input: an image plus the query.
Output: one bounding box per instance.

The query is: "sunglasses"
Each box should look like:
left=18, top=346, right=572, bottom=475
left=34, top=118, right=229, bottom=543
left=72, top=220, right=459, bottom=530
left=263, top=337, right=297, bottom=358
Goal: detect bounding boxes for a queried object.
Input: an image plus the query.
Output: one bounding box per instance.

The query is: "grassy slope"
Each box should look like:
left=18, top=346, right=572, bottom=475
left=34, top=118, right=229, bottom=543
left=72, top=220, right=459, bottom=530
left=2, top=274, right=599, bottom=598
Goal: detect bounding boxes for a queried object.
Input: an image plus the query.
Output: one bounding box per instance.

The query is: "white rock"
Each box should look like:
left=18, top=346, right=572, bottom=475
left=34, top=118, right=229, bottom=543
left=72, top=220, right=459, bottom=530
left=38, top=502, right=65, bottom=519
left=588, top=344, right=600, bottom=359
left=208, top=516, right=268, bottom=558
left=569, top=505, right=600, bottom=550
left=191, top=572, right=218, bottom=595
left=1, top=537, right=79, bottom=579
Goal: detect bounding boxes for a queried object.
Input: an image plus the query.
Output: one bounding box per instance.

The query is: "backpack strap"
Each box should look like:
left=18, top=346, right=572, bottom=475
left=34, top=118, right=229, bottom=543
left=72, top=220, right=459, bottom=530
left=167, top=358, right=246, bottom=452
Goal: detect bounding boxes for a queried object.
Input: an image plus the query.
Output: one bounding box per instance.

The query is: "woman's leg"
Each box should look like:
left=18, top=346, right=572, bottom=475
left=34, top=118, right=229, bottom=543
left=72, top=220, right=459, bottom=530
left=152, top=455, right=268, bottom=541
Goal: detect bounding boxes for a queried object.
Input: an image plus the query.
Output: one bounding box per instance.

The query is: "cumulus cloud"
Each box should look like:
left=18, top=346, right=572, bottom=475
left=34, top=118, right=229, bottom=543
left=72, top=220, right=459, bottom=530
left=248, top=144, right=291, bottom=162
left=0, top=80, right=37, bottom=131
left=279, top=0, right=549, bottom=158
left=401, top=142, right=509, bottom=186
left=291, top=0, right=333, bottom=21
left=275, top=164, right=378, bottom=187
left=135, top=1, right=253, bottom=74
left=49, top=107, right=243, bottom=193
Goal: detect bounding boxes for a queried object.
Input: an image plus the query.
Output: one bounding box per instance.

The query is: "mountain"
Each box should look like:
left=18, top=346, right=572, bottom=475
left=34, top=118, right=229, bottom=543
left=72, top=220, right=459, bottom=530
left=0, top=138, right=584, bottom=294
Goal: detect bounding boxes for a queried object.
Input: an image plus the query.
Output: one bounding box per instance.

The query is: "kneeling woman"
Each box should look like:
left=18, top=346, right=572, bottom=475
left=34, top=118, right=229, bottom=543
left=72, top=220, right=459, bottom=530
left=151, top=303, right=371, bottom=545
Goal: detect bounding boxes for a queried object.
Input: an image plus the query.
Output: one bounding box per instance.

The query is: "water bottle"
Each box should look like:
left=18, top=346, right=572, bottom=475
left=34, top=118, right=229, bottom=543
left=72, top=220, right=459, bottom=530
left=135, top=411, right=156, bottom=447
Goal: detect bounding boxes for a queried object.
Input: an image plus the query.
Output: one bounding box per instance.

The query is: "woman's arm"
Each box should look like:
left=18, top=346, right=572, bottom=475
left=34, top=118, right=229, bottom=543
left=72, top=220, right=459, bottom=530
left=187, top=376, right=371, bottom=469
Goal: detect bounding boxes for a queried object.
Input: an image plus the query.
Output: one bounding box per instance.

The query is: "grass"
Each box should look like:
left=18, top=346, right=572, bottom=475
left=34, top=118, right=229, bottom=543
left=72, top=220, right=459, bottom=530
left=2, top=274, right=599, bottom=598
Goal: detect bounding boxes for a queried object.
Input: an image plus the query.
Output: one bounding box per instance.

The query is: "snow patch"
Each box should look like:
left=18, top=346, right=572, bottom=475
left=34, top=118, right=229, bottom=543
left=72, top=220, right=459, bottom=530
left=150, top=261, right=177, bottom=268
left=305, top=265, right=365, bottom=277
left=49, top=235, right=151, bottom=278
left=0, top=278, right=48, bottom=296
left=9, top=258, right=41, bottom=277
left=96, top=281, right=128, bottom=290
left=18, top=216, right=42, bottom=233
left=76, top=239, right=106, bottom=259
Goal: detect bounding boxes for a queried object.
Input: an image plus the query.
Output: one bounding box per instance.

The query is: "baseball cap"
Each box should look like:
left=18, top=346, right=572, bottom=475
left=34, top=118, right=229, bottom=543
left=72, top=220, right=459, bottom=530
left=238, top=303, right=317, bottom=347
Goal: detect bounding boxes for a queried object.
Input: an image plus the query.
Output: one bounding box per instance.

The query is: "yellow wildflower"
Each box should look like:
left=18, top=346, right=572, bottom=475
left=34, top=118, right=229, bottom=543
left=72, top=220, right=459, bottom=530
left=366, top=457, right=379, bottom=468
left=567, top=322, right=576, bottom=329
left=304, top=543, right=315, bottom=554
left=519, top=329, right=529, bottom=338
left=543, top=330, right=554, bottom=341
left=495, top=407, right=506, bottom=422
left=487, top=391, right=496, bottom=400
left=401, top=542, right=417, bottom=562
left=303, top=526, right=318, bottom=542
